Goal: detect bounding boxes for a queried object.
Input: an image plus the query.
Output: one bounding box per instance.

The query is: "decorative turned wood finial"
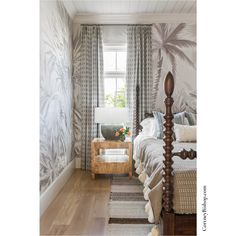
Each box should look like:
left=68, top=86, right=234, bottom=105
left=164, top=72, right=174, bottom=97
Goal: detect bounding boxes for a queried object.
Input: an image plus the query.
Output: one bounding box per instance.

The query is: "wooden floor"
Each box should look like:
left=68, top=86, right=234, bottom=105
left=40, top=170, right=111, bottom=236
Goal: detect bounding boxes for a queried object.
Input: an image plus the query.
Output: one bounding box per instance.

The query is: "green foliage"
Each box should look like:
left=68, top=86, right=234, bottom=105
left=105, top=86, right=126, bottom=108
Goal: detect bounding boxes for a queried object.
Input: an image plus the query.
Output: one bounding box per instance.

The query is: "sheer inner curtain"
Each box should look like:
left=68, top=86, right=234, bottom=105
left=73, top=25, right=104, bottom=170
left=126, top=25, right=152, bottom=135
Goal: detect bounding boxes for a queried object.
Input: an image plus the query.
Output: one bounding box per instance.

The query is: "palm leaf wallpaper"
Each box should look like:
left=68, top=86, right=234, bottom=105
left=40, top=1, right=73, bottom=193
left=152, top=23, right=196, bottom=113
left=71, top=23, right=82, bottom=163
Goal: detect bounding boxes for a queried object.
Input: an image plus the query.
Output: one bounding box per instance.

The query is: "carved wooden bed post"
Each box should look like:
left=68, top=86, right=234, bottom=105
left=162, top=72, right=197, bottom=235
left=135, top=84, right=140, bottom=137
left=162, top=72, right=175, bottom=235
left=163, top=72, right=174, bottom=212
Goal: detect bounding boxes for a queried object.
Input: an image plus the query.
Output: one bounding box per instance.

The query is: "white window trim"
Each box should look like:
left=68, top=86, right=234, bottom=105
left=103, top=43, right=127, bottom=107
left=103, top=43, right=127, bottom=52
left=103, top=44, right=127, bottom=77
left=104, top=72, right=126, bottom=78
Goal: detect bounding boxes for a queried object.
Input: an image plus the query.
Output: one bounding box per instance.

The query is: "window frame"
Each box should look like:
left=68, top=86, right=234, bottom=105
left=103, top=44, right=127, bottom=108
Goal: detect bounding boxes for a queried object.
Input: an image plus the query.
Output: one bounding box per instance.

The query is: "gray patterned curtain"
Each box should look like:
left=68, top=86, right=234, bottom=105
left=73, top=25, right=104, bottom=170
left=126, top=25, right=152, bottom=135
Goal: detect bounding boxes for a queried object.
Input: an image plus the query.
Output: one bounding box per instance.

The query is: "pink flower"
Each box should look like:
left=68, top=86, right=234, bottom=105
left=120, top=127, right=125, bottom=133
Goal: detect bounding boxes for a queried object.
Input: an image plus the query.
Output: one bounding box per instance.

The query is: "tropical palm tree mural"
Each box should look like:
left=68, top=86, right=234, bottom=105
left=152, top=23, right=196, bottom=108
left=40, top=1, right=73, bottom=193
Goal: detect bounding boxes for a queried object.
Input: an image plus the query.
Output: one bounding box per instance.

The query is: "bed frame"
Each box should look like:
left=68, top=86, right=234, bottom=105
left=136, top=72, right=197, bottom=236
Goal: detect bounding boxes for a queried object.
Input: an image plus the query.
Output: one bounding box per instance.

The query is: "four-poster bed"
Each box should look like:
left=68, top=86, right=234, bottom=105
left=135, top=72, right=197, bottom=236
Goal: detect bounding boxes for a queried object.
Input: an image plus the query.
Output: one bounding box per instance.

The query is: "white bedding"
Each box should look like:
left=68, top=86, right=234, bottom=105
left=133, top=133, right=197, bottom=223
left=133, top=133, right=157, bottom=168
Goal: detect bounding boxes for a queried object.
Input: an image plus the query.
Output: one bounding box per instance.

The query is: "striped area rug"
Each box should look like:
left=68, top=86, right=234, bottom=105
left=107, top=176, right=153, bottom=236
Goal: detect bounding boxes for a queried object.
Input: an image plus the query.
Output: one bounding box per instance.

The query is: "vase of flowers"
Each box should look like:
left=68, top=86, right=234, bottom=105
left=114, top=127, right=131, bottom=142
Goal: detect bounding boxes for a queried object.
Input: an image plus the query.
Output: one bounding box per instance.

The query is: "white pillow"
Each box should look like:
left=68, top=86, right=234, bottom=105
left=140, top=117, right=157, bottom=137
left=174, top=124, right=196, bottom=142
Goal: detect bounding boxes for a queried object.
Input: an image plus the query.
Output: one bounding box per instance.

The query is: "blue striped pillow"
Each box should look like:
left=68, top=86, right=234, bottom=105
left=152, top=111, right=164, bottom=138
left=153, top=111, right=186, bottom=139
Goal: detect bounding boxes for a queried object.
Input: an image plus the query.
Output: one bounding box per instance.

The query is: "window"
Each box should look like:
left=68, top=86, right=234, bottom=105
left=103, top=45, right=127, bottom=107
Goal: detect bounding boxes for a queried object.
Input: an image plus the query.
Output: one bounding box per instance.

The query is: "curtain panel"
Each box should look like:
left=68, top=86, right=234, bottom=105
left=126, top=25, right=152, bottom=135
left=73, top=25, right=104, bottom=170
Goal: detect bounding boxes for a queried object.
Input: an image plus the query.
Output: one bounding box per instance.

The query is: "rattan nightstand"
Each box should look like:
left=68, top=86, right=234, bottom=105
left=91, top=138, right=132, bottom=179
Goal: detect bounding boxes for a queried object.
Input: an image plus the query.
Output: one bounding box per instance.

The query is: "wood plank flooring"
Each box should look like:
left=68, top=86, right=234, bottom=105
left=40, top=170, right=111, bottom=236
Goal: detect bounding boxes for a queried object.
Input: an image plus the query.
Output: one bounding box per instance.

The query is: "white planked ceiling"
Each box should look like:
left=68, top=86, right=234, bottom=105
left=63, top=0, right=196, bottom=15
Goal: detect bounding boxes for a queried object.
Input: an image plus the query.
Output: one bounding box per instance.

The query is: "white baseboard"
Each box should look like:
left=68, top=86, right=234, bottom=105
left=40, top=159, right=75, bottom=216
